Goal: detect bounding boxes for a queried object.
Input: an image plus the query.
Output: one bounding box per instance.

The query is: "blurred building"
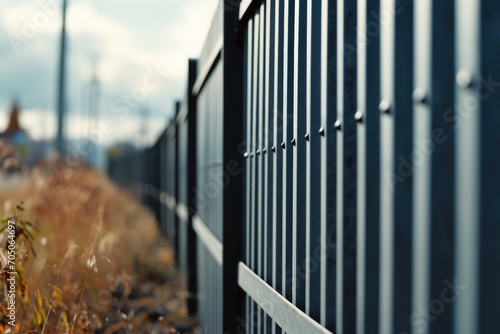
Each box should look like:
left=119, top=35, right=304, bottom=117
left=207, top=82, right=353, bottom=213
left=0, top=101, right=30, bottom=165
left=0, top=101, right=51, bottom=167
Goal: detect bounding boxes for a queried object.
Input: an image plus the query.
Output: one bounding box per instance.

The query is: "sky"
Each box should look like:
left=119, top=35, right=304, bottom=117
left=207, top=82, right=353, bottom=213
left=0, top=0, right=218, bottom=147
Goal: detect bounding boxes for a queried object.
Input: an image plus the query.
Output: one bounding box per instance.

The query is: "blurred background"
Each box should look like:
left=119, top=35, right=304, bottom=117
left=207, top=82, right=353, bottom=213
left=0, top=0, right=218, bottom=170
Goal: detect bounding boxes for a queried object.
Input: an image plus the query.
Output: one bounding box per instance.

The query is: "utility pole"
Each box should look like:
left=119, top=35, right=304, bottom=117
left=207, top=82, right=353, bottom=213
left=88, top=60, right=100, bottom=165
left=55, top=0, right=67, bottom=154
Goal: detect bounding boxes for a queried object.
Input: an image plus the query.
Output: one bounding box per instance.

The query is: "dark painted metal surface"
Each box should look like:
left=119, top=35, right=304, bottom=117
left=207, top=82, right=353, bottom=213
left=336, top=0, right=358, bottom=332
left=356, top=0, right=380, bottom=333
left=379, top=1, right=414, bottom=333
left=412, top=1, right=455, bottom=334
left=107, top=0, right=500, bottom=333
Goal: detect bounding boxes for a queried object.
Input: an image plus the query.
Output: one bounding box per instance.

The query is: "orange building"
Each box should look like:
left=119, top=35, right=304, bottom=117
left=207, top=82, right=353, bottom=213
left=0, top=101, right=30, bottom=164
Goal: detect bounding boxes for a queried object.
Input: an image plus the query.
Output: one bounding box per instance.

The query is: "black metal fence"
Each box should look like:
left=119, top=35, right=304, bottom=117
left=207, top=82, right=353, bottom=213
left=108, top=0, right=500, bottom=333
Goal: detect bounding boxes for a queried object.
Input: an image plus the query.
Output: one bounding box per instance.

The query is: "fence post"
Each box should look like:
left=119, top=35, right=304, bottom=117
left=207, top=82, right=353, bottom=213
left=174, top=102, right=180, bottom=263
left=186, top=58, right=198, bottom=316
left=222, top=0, right=245, bottom=332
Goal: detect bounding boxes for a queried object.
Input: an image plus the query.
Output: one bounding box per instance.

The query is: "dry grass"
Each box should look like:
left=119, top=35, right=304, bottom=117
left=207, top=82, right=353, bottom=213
left=0, top=163, right=196, bottom=334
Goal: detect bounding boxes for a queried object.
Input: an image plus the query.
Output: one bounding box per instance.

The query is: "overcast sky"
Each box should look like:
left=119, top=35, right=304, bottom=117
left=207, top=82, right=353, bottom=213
left=0, top=0, right=218, bottom=146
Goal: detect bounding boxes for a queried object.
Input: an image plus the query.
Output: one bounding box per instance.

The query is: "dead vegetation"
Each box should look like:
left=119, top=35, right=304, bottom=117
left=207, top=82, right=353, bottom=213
left=0, top=163, right=197, bottom=334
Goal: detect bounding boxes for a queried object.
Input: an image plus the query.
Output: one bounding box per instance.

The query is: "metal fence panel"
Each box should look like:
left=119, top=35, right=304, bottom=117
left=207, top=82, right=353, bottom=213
left=241, top=0, right=336, bottom=333
left=195, top=59, right=224, bottom=332
left=196, top=63, right=223, bottom=241
left=197, top=240, right=223, bottom=333
left=106, top=1, right=500, bottom=333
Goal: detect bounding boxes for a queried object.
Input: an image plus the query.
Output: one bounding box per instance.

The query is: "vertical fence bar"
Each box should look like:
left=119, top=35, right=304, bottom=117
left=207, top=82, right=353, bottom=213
left=264, top=1, right=275, bottom=332
left=355, top=0, right=380, bottom=333
left=379, top=0, right=414, bottom=333
left=379, top=2, right=396, bottom=330
left=257, top=4, right=265, bottom=333
left=425, top=2, right=456, bottom=325
left=292, top=0, right=307, bottom=313
left=252, top=12, right=259, bottom=277
left=251, top=12, right=260, bottom=334
left=282, top=0, right=290, bottom=308
left=244, top=16, right=253, bottom=334
left=413, top=0, right=456, bottom=334
left=321, top=0, right=337, bottom=330
left=477, top=1, right=500, bottom=331
left=454, top=2, right=480, bottom=334
left=282, top=0, right=296, bottom=305
left=336, top=0, right=357, bottom=332
left=272, top=1, right=284, bottom=332
left=305, top=0, right=313, bottom=318
left=412, top=2, right=432, bottom=332
left=305, top=0, right=323, bottom=323
left=455, top=0, right=500, bottom=333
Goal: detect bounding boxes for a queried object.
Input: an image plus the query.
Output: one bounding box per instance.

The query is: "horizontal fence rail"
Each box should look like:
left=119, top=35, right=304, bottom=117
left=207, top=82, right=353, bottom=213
left=108, top=0, right=500, bottom=333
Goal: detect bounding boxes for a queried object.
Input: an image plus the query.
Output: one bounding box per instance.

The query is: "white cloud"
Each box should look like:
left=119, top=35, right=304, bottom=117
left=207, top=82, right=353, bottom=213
left=0, top=0, right=218, bottom=146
